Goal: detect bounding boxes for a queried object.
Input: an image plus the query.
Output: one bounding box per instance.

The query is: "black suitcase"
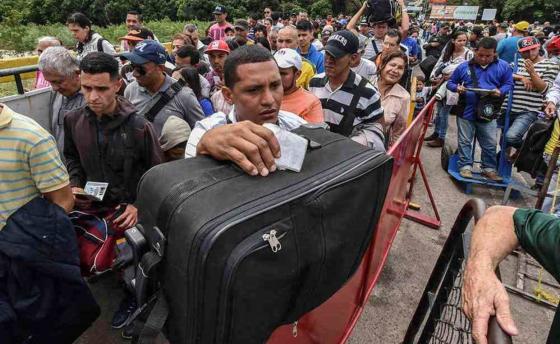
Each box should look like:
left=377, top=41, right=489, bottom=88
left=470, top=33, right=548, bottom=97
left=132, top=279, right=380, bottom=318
left=134, top=126, right=393, bottom=344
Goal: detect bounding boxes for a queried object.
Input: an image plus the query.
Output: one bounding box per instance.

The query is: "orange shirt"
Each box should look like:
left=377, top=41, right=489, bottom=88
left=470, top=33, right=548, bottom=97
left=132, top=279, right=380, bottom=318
left=280, top=87, right=324, bottom=124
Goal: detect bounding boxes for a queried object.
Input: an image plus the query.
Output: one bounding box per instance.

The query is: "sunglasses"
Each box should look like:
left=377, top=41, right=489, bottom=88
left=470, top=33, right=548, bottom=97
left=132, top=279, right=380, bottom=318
left=131, top=63, right=147, bottom=76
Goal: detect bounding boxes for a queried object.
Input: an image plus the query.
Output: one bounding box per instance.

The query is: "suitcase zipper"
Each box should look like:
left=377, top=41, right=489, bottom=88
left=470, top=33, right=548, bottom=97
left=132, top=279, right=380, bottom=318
left=216, top=229, right=287, bottom=343
left=187, top=152, right=390, bottom=342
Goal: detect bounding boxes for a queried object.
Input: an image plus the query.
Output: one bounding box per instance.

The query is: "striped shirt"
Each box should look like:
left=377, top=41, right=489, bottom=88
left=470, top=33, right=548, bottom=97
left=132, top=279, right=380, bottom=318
left=503, top=58, right=560, bottom=114
left=308, top=71, right=385, bottom=150
left=0, top=105, right=69, bottom=230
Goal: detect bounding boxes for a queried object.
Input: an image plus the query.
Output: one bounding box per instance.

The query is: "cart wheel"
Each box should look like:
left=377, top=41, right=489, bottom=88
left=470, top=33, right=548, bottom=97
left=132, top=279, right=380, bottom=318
left=441, top=141, right=456, bottom=172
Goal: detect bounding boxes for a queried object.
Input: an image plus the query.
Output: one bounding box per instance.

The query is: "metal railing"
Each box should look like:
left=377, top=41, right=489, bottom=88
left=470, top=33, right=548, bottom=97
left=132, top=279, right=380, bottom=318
left=0, top=65, right=38, bottom=95
left=403, top=199, right=512, bottom=344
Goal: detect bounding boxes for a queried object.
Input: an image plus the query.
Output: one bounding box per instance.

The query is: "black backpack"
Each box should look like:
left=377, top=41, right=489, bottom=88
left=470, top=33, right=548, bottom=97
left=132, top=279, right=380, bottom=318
left=366, top=0, right=401, bottom=25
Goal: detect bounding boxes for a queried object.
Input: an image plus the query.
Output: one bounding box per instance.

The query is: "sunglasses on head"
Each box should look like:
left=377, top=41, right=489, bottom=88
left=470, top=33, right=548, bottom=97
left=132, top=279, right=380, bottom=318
left=131, top=63, right=146, bottom=75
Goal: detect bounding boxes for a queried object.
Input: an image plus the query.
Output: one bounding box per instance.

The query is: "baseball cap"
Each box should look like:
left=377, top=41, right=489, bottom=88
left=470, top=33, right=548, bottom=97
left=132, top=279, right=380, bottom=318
left=234, top=19, right=249, bottom=31
left=359, top=20, right=368, bottom=27
left=517, top=36, right=540, bottom=52
left=119, top=40, right=167, bottom=65
left=499, top=22, right=509, bottom=29
left=274, top=48, right=302, bottom=71
left=119, top=28, right=154, bottom=42
left=213, top=5, right=226, bottom=14
left=324, top=30, right=359, bottom=58
left=206, top=40, right=231, bottom=54
left=514, top=21, right=530, bottom=32
left=159, top=116, right=191, bottom=152
left=546, top=36, right=560, bottom=54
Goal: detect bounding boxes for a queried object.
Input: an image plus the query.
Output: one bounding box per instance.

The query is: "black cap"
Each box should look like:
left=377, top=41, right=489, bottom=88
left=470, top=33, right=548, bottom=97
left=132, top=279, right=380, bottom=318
left=324, top=30, right=359, bottom=58
left=213, top=5, right=226, bottom=14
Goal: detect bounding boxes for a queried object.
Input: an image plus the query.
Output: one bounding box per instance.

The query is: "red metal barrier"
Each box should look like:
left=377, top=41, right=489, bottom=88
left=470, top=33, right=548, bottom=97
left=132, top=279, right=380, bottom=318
left=267, top=97, right=439, bottom=344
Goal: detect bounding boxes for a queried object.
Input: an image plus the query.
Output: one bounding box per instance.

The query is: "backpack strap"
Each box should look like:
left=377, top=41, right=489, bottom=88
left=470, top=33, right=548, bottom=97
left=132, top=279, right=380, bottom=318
left=329, top=77, right=369, bottom=137
left=97, top=38, right=107, bottom=53
left=468, top=63, right=479, bottom=88
left=145, top=82, right=183, bottom=123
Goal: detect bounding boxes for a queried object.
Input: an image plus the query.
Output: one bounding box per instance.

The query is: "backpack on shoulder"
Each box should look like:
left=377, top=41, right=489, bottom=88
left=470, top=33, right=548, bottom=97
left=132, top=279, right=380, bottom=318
left=366, top=0, right=402, bottom=26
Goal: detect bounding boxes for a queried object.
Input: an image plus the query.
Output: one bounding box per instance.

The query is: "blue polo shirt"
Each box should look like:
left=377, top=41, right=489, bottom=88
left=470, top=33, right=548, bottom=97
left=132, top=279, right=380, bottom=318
left=298, top=44, right=325, bottom=74
left=447, top=59, right=514, bottom=121
left=402, top=37, right=419, bottom=59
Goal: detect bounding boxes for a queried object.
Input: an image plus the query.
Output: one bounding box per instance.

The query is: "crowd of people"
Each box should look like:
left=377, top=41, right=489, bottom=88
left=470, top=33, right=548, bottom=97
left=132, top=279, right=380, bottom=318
left=2, top=1, right=560, bottom=342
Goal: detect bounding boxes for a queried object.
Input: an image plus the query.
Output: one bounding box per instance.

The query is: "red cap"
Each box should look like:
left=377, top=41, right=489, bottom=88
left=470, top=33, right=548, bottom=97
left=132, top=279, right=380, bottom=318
left=547, top=36, right=560, bottom=55
left=206, top=40, right=230, bottom=54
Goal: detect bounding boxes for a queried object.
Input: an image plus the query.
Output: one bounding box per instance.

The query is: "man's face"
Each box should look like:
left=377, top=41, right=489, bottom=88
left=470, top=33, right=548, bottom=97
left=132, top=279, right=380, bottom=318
left=372, top=23, right=389, bottom=39
left=279, top=67, right=299, bottom=93
left=324, top=52, right=353, bottom=80
left=214, top=13, right=226, bottom=23
left=235, top=27, right=248, bottom=39
left=474, top=47, right=496, bottom=66
left=43, top=70, right=81, bottom=97
left=172, top=39, right=185, bottom=55
left=411, top=31, right=419, bottom=38
left=277, top=29, right=298, bottom=49
left=68, top=23, right=89, bottom=43
left=521, top=47, right=540, bottom=61
left=126, top=14, right=141, bottom=30
left=359, top=24, right=369, bottom=35
left=269, top=32, right=278, bottom=50
left=298, top=12, right=308, bottom=22
left=248, top=18, right=257, bottom=27
left=225, top=30, right=235, bottom=39
left=441, top=27, right=450, bottom=35
left=298, top=30, right=313, bottom=49
left=223, top=60, right=283, bottom=125
left=175, top=55, right=192, bottom=68
left=132, top=62, right=163, bottom=88
left=208, top=51, right=228, bottom=75
left=184, top=31, right=199, bottom=46
left=80, top=72, right=121, bottom=116
left=383, top=35, right=400, bottom=53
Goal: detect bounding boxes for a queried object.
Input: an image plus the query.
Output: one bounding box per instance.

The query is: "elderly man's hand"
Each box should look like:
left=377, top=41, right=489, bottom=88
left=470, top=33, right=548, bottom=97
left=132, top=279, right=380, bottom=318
left=462, top=257, right=519, bottom=344
left=197, top=121, right=281, bottom=177
left=545, top=101, right=557, bottom=119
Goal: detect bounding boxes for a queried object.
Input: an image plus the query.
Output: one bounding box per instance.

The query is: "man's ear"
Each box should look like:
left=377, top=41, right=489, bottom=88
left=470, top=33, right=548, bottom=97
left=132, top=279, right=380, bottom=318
left=222, top=86, right=234, bottom=104
left=294, top=69, right=302, bottom=80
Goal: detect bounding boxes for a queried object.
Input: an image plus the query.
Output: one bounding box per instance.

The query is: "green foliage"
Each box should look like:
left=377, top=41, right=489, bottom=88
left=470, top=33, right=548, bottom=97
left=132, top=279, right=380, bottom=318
left=310, top=0, right=333, bottom=18
left=0, top=19, right=209, bottom=52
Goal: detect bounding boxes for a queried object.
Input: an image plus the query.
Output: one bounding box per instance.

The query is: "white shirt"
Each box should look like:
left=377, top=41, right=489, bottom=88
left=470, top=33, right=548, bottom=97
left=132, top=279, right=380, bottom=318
left=351, top=58, right=378, bottom=83
left=185, top=108, right=307, bottom=158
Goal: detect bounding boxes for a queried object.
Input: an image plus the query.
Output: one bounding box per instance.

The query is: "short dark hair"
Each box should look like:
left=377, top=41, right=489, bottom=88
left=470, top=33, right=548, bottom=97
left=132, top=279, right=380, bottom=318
left=477, top=37, right=498, bottom=51
left=255, top=37, right=271, bottom=51
left=80, top=52, right=119, bottom=80
left=66, top=12, right=91, bottom=28
left=296, top=20, right=313, bottom=32
left=176, top=45, right=200, bottom=65
left=271, top=11, right=281, bottom=21
left=177, top=67, right=202, bottom=99
left=127, top=10, right=142, bottom=21
left=224, top=45, right=274, bottom=88
left=386, top=29, right=402, bottom=44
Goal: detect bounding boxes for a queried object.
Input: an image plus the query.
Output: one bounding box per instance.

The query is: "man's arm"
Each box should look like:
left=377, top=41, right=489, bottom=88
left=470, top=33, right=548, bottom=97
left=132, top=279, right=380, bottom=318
left=63, top=115, right=86, bottom=187
left=498, top=65, right=514, bottom=96
left=306, top=97, right=325, bottom=124
left=397, top=0, right=410, bottom=37
left=462, top=206, right=520, bottom=344
left=350, top=121, right=386, bottom=152
left=346, top=2, right=368, bottom=36
left=179, top=89, right=205, bottom=128
left=44, top=184, right=74, bottom=213
left=546, top=71, right=560, bottom=105
left=446, top=66, right=463, bottom=92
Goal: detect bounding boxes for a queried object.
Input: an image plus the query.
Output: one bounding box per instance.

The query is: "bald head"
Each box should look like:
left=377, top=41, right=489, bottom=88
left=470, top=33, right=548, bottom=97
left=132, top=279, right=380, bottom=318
left=277, top=26, right=299, bottom=49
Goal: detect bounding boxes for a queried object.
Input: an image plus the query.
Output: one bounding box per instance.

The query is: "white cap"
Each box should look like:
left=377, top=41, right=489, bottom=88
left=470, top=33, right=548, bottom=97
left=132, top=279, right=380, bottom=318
left=274, top=48, right=302, bottom=71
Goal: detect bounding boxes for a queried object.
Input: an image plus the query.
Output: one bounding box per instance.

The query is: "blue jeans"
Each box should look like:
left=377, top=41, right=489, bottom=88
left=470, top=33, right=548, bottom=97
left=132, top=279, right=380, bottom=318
left=504, top=111, right=538, bottom=149
left=435, top=103, right=452, bottom=139
left=456, top=117, right=498, bottom=172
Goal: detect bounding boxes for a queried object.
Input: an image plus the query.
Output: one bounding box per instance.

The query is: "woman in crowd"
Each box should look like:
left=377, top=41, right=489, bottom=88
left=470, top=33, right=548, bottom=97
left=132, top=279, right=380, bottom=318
left=172, top=67, right=214, bottom=116
left=425, top=30, right=473, bottom=147
left=255, top=37, right=271, bottom=51
left=254, top=24, right=268, bottom=39
left=375, top=50, right=411, bottom=147
left=66, top=12, right=116, bottom=61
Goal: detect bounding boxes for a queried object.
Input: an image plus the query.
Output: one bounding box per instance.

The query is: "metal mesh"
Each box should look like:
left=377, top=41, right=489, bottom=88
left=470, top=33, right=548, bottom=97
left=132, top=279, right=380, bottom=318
left=428, top=259, right=473, bottom=344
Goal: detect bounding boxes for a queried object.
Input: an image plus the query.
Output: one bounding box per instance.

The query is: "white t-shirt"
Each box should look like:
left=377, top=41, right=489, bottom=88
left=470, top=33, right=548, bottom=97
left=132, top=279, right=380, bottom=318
left=351, top=58, right=378, bottom=83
